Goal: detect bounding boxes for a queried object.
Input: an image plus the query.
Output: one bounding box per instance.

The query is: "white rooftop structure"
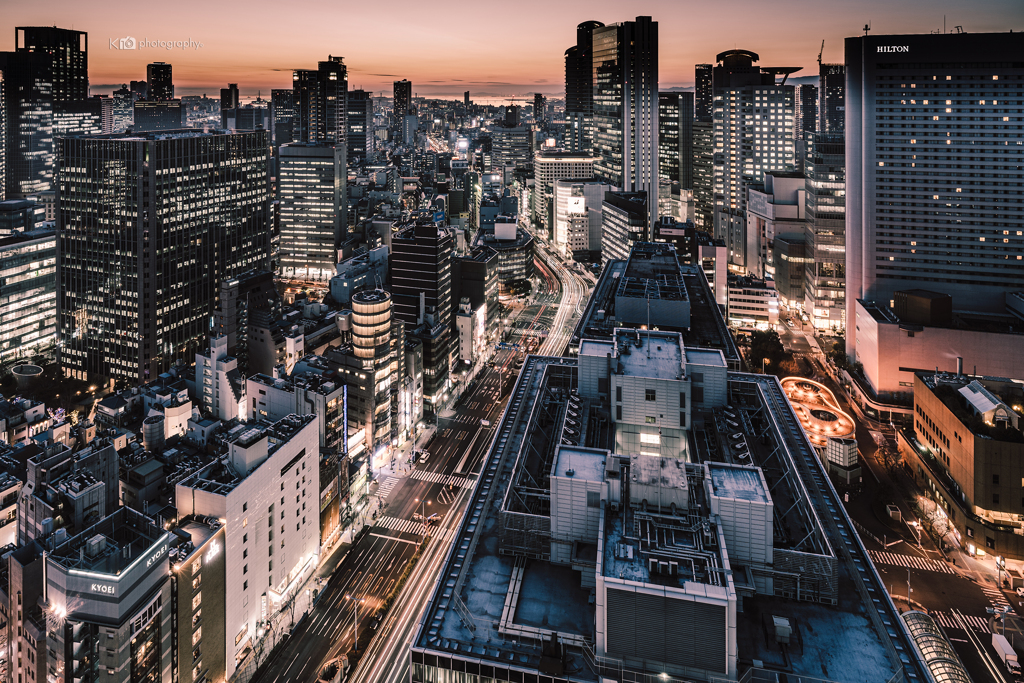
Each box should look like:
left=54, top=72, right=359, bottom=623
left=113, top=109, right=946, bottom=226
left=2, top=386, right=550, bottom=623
left=614, top=329, right=685, bottom=380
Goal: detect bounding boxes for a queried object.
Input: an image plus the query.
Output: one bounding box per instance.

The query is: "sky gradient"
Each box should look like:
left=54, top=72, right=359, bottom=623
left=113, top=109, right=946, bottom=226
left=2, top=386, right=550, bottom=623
left=3, top=0, right=1021, bottom=99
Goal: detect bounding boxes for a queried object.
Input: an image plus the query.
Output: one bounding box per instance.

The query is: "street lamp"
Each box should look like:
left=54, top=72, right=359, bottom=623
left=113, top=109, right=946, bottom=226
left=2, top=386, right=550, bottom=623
left=345, top=594, right=364, bottom=653
left=415, top=497, right=431, bottom=535
left=762, top=358, right=771, bottom=374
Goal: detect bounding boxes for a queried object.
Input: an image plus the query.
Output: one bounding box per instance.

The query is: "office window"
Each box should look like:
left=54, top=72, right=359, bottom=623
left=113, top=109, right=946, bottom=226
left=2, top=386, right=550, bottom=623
left=679, top=392, right=686, bottom=408
left=993, top=474, right=1000, bottom=485
left=680, top=412, right=686, bottom=427
left=645, top=389, right=656, bottom=401
left=616, top=406, right=622, bottom=420
left=645, top=416, right=656, bottom=424
left=616, top=387, right=622, bottom=402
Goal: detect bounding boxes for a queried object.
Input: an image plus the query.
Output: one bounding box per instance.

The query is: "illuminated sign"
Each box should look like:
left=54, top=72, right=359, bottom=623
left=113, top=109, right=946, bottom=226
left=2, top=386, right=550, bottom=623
left=146, top=544, right=168, bottom=568
left=877, top=46, right=909, bottom=53
left=91, top=583, right=115, bottom=594
left=206, top=540, right=220, bottom=563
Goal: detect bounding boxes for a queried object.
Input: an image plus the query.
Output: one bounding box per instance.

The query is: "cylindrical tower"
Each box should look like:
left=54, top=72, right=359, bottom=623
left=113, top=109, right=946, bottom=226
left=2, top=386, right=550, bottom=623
left=351, top=290, right=394, bottom=450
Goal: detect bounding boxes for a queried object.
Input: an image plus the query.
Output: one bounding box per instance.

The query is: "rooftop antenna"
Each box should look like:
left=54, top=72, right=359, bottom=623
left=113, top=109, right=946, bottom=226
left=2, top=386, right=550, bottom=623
left=817, top=40, right=825, bottom=66
left=863, top=22, right=871, bottom=35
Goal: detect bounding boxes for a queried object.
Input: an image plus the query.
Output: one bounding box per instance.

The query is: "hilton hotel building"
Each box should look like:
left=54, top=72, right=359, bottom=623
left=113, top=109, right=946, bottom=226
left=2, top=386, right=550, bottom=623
left=845, top=32, right=1024, bottom=360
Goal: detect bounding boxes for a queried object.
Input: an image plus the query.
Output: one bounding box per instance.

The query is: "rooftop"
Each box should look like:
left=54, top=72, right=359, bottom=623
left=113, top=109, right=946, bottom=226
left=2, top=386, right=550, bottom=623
left=613, top=329, right=684, bottom=381
left=686, top=348, right=728, bottom=368
left=708, top=463, right=770, bottom=503
left=554, top=445, right=607, bottom=483
left=49, top=507, right=166, bottom=575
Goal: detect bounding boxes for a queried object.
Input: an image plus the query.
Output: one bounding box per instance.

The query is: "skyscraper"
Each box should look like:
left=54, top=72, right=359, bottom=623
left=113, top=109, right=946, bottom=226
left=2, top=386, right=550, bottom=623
left=111, top=83, right=133, bottom=132
left=347, top=88, right=374, bottom=162
left=658, top=91, right=694, bottom=189
left=593, top=15, right=659, bottom=231
left=533, top=93, right=546, bottom=125
left=564, top=20, right=604, bottom=153
left=57, top=130, right=271, bottom=385
left=692, top=120, right=714, bottom=232
left=803, top=132, right=845, bottom=331
left=0, top=72, right=5, bottom=200
left=391, top=220, right=455, bottom=409
left=794, top=83, right=817, bottom=141
left=146, top=62, right=173, bottom=100
left=818, top=63, right=845, bottom=133
left=845, top=32, right=1024, bottom=359
left=220, top=82, right=239, bottom=111
left=0, top=26, right=88, bottom=198
left=133, top=99, right=183, bottom=131
left=695, top=63, right=713, bottom=121
left=293, top=56, right=348, bottom=144
left=711, top=49, right=798, bottom=273
left=278, top=143, right=347, bottom=281
left=271, top=88, right=295, bottom=145
left=394, top=79, right=412, bottom=116
left=601, top=191, right=648, bottom=262
left=464, top=91, right=470, bottom=107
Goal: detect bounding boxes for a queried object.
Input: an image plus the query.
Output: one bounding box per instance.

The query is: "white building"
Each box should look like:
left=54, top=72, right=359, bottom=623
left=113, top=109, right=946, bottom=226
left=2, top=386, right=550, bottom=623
left=455, top=297, right=485, bottom=364
left=175, top=414, right=320, bottom=680
left=553, top=179, right=610, bottom=258
left=727, top=276, right=779, bottom=329
left=746, top=172, right=804, bottom=280
left=196, top=335, right=245, bottom=422
left=532, top=151, right=595, bottom=237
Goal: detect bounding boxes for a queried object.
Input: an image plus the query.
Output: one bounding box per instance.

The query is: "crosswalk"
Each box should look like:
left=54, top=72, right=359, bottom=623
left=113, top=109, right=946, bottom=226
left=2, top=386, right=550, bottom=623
left=410, top=469, right=474, bottom=489
left=867, top=550, right=956, bottom=574
left=981, top=584, right=1012, bottom=610
left=930, top=611, right=991, bottom=633
left=373, top=515, right=456, bottom=545
left=375, top=477, right=398, bottom=501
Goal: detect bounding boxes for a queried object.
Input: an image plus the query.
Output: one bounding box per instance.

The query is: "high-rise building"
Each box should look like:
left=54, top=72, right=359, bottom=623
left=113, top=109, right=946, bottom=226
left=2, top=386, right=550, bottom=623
left=692, top=120, right=714, bottom=233
left=553, top=179, right=610, bottom=259
left=146, top=61, right=173, bottom=100
left=53, top=97, right=112, bottom=137
left=491, top=124, right=534, bottom=172
left=794, top=83, right=817, bottom=141
left=695, top=63, right=713, bottom=121
left=803, top=132, right=845, bottom=331
left=293, top=56, right=348, bottom=144
left=278, top=143, right=347, bottom=281
left=0, top=71, right=4, bottom=201
left=564, top=20, right=604, bottom=153
left=464, top=91, right=470, bottom=107
left=0, top=226, right=56, bottom=362
left=845, top=32, right=1024, bottom=360
left=271, top=88, right=295, bottom=145
left=394, top=79, right=412, bottom=116
left=133, top=99, right=183, bottom=131
left=533, top=93, right=546, bottom=125
left=0, top=27, right=88, bottom=198
left=818, top=63, right=845, bottom=133
left=390, top=219, right=455, bottom=409
left=593, top=16, right=659, bottom=230
left=112, top=83, right=133, bottom=132
left=658, top=91, right=694, bottom=189
left=130, top=79, right=148, bottom=100
left=712, top=49, right=798, bottom=273
left=57, top=130, right=271, bottom=386
left=532, top=149, right=595, bottom=237
left=601, top=190, right=648, bottom=262
left=347, top=88, right=374, bottom=162
left=220, top=82, right=239, bottom=111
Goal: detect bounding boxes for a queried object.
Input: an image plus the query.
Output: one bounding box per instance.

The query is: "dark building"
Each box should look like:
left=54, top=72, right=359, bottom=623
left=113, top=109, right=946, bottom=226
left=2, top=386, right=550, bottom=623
left=819, top=63, right=845, bottom=134
left=564, top=20, right=604, bottom=153
left=794, top=83, right=817, bottom=141
left=133, top=99, right=183, bottom=131
left=293, top=56, right=348, bottom=144
left=464, top=91, right=470, bottom=107
left=0, top=26, right=89, bottom=198
left=452, top=246, right=499, bottom=335
left=57, top=129, right=271, bottom=386
left=658, top=91, right=693, bottom=189
left=601, top=190, right=648, bottom=262
left=533, top=93, right=546, bottom=125
left=213, top=269, right=281, bottom=373
left=772, top=232, right=806, bottom=306
left=347, top=89, right=374, bottom=162
left=271, top=88, right=295, bottom=145
left=130, top=80, right=148, bottom=100
left=803, top=132, right=845, bottom=330
left=220, top=82, right=239, bottom=111
left=53, top=97, right=112, bottom=137
left=692, top=122, right=714, bottom=233
left=390, top=219, right=455, bottom=410
left=695, top=63, right=713, bottom=121
left=394, top=79, right=412, bottom=116
left=146, top=62, right=173, bottom=100
left=593, top=16, right=659, bottom=230
left=221, top=104, right=269, bottom=131
left=278, top=142, right=347, bottom=280
left=112, top=83, right=133, bottom=132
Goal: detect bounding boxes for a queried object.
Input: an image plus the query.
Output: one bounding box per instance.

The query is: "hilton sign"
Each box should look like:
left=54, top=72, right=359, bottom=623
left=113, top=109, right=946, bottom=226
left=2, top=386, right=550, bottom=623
left=877, top=46, right=909, bottom=53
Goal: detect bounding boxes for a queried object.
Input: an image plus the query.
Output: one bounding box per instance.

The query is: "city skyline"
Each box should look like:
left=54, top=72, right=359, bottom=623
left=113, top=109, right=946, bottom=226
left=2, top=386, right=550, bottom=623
left=3, top=0, right=1019, bottom=98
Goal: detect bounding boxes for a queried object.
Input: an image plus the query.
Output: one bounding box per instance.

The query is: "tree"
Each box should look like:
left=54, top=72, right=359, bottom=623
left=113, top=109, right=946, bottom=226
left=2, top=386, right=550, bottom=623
left=748, top=330, right=785, bottom=372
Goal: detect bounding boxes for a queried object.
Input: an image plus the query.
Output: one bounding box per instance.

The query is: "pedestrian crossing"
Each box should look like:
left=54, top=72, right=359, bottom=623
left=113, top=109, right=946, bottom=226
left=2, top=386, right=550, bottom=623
left=867, top=550, right=956, bottom=574
left=411, top=469, right=474, bottom=489
left=373, top=515, right=456, bottom=545
left=981, top=584, right=1012, bottom=610
left=930, top=611, right=991, bottom=633
left=375, top=477, right=398, bottom=501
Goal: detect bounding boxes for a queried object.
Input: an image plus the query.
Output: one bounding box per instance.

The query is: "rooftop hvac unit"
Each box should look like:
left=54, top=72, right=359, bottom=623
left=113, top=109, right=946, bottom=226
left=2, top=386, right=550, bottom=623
left=772, top=616, right=792, bottom=644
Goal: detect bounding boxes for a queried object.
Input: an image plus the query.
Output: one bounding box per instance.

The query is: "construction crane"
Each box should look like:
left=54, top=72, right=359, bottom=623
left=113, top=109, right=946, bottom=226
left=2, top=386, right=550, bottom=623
left=817, top=40, right=824, bottom=66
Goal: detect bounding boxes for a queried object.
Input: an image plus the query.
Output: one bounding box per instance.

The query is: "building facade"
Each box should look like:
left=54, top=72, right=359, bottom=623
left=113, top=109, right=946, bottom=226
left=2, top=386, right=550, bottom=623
left=564, top=20, right=604, bottom=153
left=293, top=57, right=347, bottom=145
left=0, top=227, right=56, bottom=362
left=658, top=91, right=693, bottom=189
left=803, top=132, right=846, bottom=330
left=57, top=130, right=271, bottom=386
left=277, top=143, right=347, bottom=281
